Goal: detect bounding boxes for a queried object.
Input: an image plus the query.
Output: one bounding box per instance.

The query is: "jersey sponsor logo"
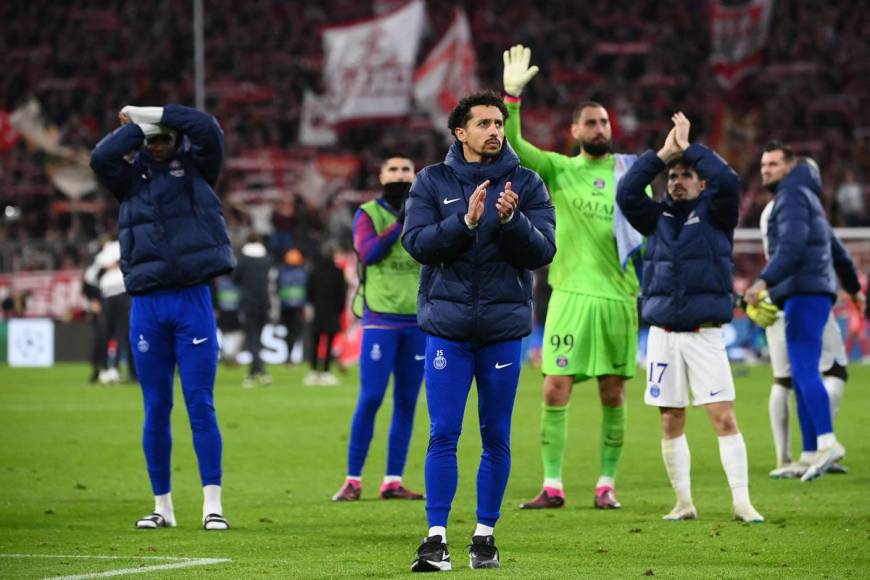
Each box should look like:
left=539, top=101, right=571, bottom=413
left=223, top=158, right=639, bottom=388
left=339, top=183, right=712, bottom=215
left=137, top=334, right=150, bottom=353
left=193, top=337, right=209, bottom=345
left=649, top=384, right=661, bottom=398
left=443, top=197, right=461, bottom=205
left=370, top=343, right=382, bottom=361
left=556, top=355, right=569, bottom=368
left=570, top=198, right=614, bottom=222
left=494, top=362, right=513, bottom=369
left=433, top=349, right=447, bottom=370
left=414, top=354, right=425, bottom=361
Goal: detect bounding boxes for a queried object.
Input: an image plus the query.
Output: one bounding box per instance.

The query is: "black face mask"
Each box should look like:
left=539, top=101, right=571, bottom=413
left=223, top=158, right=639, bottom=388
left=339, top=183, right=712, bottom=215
left=382, top=181, right=412, bottom=209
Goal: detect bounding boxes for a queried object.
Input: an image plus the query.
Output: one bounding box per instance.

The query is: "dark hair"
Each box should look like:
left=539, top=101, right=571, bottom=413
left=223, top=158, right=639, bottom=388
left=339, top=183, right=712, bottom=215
left=381, top=153, right=413, bottom=166
left=447, top=90, right=509, bottom=134
left=665, top=156, right=700, bottom=177
left=572, top=101, right=607, bottom=123
left=763, top=140, right=794, bottom=162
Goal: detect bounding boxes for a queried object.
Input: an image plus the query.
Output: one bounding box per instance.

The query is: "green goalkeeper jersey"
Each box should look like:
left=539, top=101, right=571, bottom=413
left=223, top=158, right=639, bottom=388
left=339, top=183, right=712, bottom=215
left=505, top=100, right=639, bottom=302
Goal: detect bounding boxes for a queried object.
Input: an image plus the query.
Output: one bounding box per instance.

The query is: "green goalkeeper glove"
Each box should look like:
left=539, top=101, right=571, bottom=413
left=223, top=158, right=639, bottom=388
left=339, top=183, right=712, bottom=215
left=503, top=44, right=540, bottom=97
left=738, top=290, right=779, bottom=328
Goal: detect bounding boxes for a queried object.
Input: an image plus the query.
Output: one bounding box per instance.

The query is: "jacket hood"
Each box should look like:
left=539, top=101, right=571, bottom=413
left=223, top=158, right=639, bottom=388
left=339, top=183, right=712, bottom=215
left=779, top=161, right=822, bottom=198
left=444, top=139, right=520, bottom=185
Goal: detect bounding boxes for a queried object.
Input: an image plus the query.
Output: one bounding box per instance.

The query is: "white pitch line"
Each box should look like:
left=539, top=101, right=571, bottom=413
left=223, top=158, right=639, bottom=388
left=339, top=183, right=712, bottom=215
left=0, top=554, right=231, bottom=579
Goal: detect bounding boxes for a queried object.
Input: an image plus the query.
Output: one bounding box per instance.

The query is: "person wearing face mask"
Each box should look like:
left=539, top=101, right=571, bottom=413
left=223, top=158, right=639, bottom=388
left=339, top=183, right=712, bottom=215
left=332, top=155, right=426, bottom=502
left=617, top=113, right=763, bottom=524
left=90, top=104, right=234, bottom=532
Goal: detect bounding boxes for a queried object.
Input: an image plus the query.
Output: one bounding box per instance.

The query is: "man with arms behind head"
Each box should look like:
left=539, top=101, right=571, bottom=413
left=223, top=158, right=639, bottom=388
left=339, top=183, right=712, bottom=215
left=91, top=104, right=234, bottom=530
left=503, top=44, right=644, bottom=510
left=403, top=91, right=555, bottom=571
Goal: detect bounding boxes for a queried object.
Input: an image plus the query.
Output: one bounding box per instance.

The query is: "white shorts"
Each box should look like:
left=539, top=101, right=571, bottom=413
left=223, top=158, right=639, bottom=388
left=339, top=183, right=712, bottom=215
left=766, top=312, right=846, bottom=379
left=644, top=326, right=735, bottom=408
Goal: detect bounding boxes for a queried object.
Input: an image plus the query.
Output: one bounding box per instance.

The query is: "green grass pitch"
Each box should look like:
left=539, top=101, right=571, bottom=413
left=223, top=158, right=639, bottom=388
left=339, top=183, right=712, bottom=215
left=1, top=362, right=869, bottom=578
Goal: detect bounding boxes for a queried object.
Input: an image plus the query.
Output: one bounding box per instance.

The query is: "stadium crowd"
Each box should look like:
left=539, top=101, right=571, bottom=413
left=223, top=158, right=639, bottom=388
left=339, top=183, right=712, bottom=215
left=1, top=0, right=868, bottom=275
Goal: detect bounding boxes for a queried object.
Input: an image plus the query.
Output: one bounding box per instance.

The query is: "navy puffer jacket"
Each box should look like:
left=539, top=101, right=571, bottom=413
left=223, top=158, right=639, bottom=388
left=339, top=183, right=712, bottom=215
left=402, top=141, right=556, bottom=343
left=616, top=144, right=739, bottom=330
left=90, top=105, right=235, bottom=295
left=761, top=162, right=860, bottom=305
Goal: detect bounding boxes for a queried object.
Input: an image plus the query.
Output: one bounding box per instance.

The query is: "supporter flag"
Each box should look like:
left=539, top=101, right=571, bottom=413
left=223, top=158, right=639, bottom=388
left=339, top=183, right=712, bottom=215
left=299, top=91, right=338, bottom=147
left=322, top=0, right=425, bottom=123
left=709, top=0, right=774, bottom=89
left=413, top=8, right=478, bottom=140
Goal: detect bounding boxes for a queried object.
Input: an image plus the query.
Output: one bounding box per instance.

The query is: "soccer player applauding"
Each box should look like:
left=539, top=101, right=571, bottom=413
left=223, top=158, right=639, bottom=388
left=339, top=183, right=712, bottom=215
left=617, top=113, right=763, bottom=523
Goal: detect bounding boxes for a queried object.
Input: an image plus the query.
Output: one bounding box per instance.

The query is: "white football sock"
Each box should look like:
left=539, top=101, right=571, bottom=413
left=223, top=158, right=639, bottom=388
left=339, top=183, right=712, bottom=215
left=154, top=492, right=174, bottom=518
left=595, top=476, right=615, bottom=489
left=768, top=383, right=791, bottom=465
left=203, top=484, right=223, bottom=517
left=718, top=433, right=750, bottom=506
left=474, top=523, right=494, bottom=537
left=428, top=526, right=446, bottom=542
left=822, top=375, right=845, bottom=422
left=661, top=435, right=693, bottom=507
left=543, top=478, right=563, bottom=491
left=817, top=432, right=837, bottom=450
left=383, top=475, right=402, bottom=484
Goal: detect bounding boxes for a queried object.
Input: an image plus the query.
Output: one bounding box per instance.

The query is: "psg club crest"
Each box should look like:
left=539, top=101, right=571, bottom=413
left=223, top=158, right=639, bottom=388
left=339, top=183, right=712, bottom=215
left=556, top=355, right=569, bottom=368
left=137, top=334, right=150, bottom=353
left=370, top=343, right=382, bottom=361
left=433, top=349, right=447, bottom=370
left=593, top=179, right=605, bottom=189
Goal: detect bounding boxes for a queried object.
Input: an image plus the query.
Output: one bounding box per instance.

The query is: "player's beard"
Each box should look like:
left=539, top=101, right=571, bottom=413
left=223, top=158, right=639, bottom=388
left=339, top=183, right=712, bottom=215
left=581, top=137, right=612, bottom=157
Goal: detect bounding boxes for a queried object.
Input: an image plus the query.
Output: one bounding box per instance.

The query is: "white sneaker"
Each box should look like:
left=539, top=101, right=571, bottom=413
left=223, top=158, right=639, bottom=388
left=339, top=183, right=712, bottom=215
left=258, top=373, right=273, bottom=386
left=318, top=372, right=338, bottom=386
left=734, top=503, right=764, bottom=523
left=663, top=504, right=698, bottom=521
left=242, top=376, right=256, bottom=389
left=135, top=511, right=176, bottom=529
left=801, top=443, right=846, bottom=482
left=769, top=462, right=808, bottom=479
left=303, top=371, right=320, bottom=386
left=99, top=368, right=121, bottom=385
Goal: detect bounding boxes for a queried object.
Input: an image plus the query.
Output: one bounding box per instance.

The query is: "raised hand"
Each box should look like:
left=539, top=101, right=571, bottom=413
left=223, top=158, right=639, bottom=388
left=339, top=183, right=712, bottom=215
left=496, top=181, right=518, bottom=222
left=657, top=127, right=681, bottom=163
left=672, top=112, right=691, bottom=150
left=503, top=44, right=540, bottom=97
left=466, top=180, right=489, bottom=227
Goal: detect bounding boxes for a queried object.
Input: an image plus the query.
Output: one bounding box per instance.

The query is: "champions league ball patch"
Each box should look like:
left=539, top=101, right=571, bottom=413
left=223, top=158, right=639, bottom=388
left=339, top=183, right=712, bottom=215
left=137, top=334, right=150, bottom=353
left=649, top=385, right=661, bottom=398
left=556, top=355, right=569, bottom=368
left=370, top=343, right=382, bottom=361
left=594, top=178, right=605, bottom=189
left=433, top=349, right=447, bottom=370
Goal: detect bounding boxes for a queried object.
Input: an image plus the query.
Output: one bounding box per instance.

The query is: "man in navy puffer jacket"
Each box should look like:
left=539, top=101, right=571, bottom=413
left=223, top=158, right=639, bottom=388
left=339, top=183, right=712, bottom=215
left=90, top=104, right=234, bottom=531
left=617, top=113, right=763, bottom=524
left=403, top=91, right=555, bottom=571
left=746, top=142, right=866, bottom=482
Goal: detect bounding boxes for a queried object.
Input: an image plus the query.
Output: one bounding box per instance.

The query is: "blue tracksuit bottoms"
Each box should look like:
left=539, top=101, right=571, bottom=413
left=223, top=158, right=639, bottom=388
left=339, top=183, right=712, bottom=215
left=130, top=284, right=222, bottom=495
left=348, top=326, right=426, bottom=477
left=423, top=335, right=522, bottom=528
left=784, top=294, right=834, bottom=452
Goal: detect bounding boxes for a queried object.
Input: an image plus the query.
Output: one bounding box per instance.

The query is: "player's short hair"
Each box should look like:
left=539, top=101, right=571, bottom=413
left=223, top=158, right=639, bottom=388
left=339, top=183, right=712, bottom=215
left=381, top=152, right=413, bottom=167
left=447, top=90, right=509, bottom=134
left=572, top=101, right=607, bottom=123
left=666, top=156, right=699, bottom=177
left=763, top=140, right=794, bottom=162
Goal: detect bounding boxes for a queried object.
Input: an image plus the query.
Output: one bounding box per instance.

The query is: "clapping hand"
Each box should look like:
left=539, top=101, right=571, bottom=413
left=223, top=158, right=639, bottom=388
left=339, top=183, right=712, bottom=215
left=496, top=181, right=518, bottom=223
left=466, top=180, right=489, bottom=227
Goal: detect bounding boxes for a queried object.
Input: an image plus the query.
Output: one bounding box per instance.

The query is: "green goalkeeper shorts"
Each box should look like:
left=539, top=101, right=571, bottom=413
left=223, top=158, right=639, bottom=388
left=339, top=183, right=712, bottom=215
left=541, top=290, right=638, bottom=381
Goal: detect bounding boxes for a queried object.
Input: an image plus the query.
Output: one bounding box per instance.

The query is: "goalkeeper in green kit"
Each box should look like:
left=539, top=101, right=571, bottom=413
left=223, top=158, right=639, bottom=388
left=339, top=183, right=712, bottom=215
left=503, top=45, right=644, bottom=509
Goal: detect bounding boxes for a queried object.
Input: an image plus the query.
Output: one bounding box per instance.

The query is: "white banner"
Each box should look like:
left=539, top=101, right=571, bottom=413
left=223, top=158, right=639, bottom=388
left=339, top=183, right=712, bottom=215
left=322, top=0, right=425, bottom=122
left=299, top=91, right=338, bottom=147
left=710, top=0, right=774, bottom=89
left=413, top=8, right=478, bottom=139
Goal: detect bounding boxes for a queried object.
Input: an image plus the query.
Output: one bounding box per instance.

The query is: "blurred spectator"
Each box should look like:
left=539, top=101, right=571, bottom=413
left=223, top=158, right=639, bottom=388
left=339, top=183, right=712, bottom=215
left=233, top=232, right=274, bottom=387
left=305, top=242, right=347, bottom=386
left=277, top=248, right=308, bottom=365
left=835, top=170, right=866, bottom=226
